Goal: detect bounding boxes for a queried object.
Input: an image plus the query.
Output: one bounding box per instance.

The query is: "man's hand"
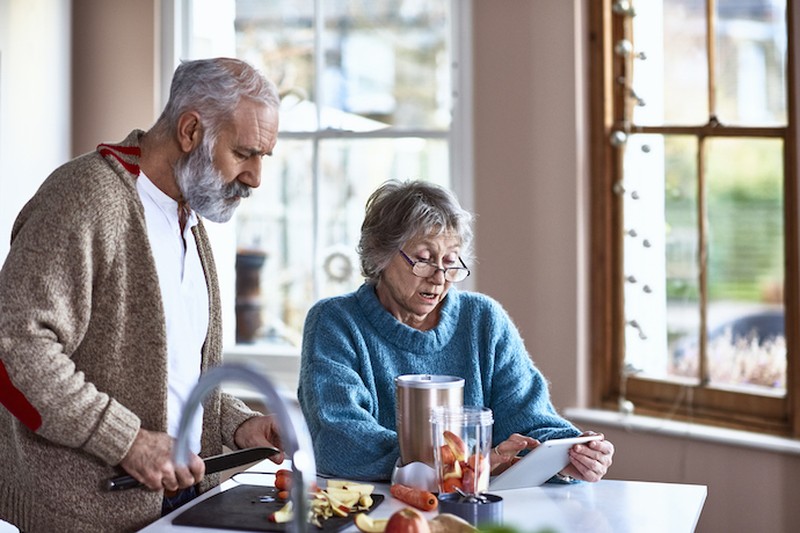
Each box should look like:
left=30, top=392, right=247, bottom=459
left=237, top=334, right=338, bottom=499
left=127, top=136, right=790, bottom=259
left=119, top=428, right=205, bottom=491
left=233, top=414, right=285, bottom=463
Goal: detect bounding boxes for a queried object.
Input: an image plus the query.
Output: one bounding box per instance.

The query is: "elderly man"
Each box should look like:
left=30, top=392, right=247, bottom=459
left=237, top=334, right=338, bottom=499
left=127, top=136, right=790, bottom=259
left=0, top=58, right=283, bottom=532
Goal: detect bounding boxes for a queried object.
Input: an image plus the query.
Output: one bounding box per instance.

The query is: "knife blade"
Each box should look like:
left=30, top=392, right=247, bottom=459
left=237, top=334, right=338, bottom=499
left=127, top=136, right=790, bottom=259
left=106, top=446, right=280, bottom=491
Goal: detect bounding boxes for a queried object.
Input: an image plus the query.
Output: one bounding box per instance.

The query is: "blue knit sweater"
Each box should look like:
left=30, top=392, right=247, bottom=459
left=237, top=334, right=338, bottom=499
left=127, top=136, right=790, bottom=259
left=298, top=283, right=580, bottom=480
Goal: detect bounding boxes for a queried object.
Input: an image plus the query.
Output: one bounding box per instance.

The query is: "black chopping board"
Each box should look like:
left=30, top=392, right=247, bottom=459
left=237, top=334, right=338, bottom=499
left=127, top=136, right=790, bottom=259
left=172, top=485, right=384, bottom=531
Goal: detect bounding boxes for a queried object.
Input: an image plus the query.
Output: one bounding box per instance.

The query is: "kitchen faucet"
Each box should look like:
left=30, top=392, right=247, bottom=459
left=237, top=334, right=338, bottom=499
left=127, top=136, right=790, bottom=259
left=173, top=362, right=316, bottom=532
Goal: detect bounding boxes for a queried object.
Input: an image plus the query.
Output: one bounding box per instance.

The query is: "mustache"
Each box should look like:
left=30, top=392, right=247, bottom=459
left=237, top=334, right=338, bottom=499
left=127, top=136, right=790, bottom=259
left=224, top=180, right=252, bottom=199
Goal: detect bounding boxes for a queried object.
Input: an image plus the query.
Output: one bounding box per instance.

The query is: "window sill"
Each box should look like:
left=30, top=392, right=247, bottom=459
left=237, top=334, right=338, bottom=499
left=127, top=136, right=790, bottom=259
left=565, top=407, right=800, bottom=456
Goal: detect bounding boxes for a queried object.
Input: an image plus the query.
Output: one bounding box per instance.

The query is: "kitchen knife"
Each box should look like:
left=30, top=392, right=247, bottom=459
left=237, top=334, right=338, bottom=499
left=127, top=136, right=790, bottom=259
left=106, top=446, right=280, bottom=491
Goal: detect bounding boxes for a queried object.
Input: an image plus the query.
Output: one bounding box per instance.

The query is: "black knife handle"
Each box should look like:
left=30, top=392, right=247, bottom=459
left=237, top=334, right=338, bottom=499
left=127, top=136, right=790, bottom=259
left=107, top=474, right=141, bottom=491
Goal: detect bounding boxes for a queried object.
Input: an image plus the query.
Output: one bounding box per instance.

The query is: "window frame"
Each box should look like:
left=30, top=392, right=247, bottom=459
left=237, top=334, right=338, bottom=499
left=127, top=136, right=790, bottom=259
left=588, top=0, right=800, bottom=436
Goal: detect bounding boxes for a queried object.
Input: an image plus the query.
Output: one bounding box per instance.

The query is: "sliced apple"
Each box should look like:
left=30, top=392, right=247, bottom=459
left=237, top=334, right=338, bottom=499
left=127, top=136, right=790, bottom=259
left=443, top=459, right=462, bottom=480
left=326, top=479, right=375, bottom=496
left=429, top=513, right=477, bottom=533
left=323, top=491, right=352, bottom=517
left=325, top=487, right=361, bottom=508
left=442, top=430, right=467, bottom=462
left=354, top=512, right=389, bottom=533
left=268, top=501, right=293, bottom=523
left=359, top=494, right=374, bottom=508
left=439, top=444, right=456, bottom=467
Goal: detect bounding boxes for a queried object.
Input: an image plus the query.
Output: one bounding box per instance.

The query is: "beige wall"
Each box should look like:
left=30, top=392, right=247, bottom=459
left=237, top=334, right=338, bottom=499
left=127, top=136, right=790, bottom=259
left=71, top=0, right=159, bottom=155
left=12, top=0, right=800, bottom=531
left=473, top=0, right=585, bottom=412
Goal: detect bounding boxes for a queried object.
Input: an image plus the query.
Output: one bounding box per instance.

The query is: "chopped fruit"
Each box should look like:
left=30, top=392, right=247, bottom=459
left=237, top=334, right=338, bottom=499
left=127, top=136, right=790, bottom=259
left=461, top=466, right=475, bottom=493
left=441, top=477, right=464, bottom=494
left=443, top=460, right=462, bottom=480
left=439, top=444, right=456, bottom=467
left=428, top=513, right=477, bottom=533
left=278, top=476, right=376, bottom=526
left=354, top=512, right=389, bottom=533
left=326, top=480, right=376, bottom=497
left=325, top=487, right=361, bottom=508
left=269, top=501, right=293, bottom=523
left=442, top=430, right=467, bottom=462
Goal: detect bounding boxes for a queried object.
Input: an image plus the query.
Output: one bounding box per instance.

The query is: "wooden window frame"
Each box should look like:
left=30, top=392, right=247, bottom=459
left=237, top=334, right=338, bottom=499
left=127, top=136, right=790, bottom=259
left=588, top=0, right=800, bottom=436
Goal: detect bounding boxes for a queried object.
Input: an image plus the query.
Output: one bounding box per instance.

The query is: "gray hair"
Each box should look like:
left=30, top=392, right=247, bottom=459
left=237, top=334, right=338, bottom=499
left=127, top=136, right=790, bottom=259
left=156, top=57, right=280, bottom=145
left=358, top=179, right=474, bottom=284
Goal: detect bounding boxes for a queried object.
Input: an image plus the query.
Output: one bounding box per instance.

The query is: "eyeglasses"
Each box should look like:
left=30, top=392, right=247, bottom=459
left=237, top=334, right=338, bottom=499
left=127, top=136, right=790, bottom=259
left=398, top=250, right=471, bottom=283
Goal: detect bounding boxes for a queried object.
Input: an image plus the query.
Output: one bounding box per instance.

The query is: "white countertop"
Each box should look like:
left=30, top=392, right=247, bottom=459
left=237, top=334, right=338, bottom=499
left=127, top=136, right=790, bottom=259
left=140, top=460, right=707, bottom=533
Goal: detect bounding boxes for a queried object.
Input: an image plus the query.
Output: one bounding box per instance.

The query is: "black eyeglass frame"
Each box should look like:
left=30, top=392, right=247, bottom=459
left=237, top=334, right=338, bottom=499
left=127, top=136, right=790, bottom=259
left=398, top=249, right=471, bottom=283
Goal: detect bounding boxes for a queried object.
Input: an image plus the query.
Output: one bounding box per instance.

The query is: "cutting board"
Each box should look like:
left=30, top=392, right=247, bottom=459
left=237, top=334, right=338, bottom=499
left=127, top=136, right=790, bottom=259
left=172, top=485, right=384, bottom=531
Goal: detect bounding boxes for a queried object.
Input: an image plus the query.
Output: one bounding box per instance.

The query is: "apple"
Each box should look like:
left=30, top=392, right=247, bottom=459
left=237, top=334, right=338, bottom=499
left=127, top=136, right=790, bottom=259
left=354, top=512, right=389, bottom=533
left=429, top=513, right=477, bottom=533
left=461, top=466, right=475, bottom=493
left=441, top=477, right=464, bottom=494
left=442, top=430, right=467, bottom=462
left=385, top=508, right=431, bottom=533
left=443, top=459, right=462, bottom=480
left=439, top=444, right=456, bottom=467
left=268, top=501, right=293, bottom=523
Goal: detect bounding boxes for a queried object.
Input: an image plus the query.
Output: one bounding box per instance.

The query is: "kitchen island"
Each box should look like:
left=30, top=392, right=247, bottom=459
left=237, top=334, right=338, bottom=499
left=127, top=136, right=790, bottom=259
left=141, top=460, right=707, bottom=532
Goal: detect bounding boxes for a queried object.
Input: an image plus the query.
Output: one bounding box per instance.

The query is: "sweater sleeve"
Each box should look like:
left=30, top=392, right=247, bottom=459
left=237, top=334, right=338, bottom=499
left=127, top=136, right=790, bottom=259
left=298, top=299, right=399, bottom=481
left=482, top=298, right=581, bottom=444
left=0, top=161, right=141, bottom=465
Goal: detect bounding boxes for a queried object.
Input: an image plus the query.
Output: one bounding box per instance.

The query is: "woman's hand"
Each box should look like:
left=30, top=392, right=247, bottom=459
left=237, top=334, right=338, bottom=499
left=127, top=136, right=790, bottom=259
left=562, top=432, right=615, bottom=482
left=489, top=433, right=540, bottom=475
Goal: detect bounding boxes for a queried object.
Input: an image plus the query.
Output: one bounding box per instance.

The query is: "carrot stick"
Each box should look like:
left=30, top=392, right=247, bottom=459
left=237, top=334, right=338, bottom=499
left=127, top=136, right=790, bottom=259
left=390, top=483, right=438, bottom=512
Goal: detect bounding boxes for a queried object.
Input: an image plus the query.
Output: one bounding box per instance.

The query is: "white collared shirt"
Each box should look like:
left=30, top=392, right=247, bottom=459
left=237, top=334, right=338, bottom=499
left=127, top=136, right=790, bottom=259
left=137, top=172, right=209, bottom=454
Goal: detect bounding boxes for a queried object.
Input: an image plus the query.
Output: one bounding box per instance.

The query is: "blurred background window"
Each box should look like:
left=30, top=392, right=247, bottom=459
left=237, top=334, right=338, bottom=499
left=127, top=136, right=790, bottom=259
left=181, top=0, right=470, bottom=352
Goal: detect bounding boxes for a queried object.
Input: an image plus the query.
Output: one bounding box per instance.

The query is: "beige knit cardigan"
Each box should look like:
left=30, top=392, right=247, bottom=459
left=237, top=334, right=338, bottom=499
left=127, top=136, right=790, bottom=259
left=0, top=130, right=258, bottom=532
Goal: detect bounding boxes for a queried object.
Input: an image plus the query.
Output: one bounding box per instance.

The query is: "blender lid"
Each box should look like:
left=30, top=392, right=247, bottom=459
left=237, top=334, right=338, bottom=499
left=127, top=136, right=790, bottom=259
left=395, top=374, right=465, bottom=388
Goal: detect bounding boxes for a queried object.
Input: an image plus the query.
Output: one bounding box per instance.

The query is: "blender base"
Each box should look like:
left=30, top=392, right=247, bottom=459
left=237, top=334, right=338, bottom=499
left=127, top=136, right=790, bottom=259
left=391, top=460, right=437, bottom=491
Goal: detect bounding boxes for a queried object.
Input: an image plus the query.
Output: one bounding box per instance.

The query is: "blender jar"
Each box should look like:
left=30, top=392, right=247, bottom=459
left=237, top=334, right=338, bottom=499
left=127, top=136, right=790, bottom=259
left=430, top=405, right=493, bottom=495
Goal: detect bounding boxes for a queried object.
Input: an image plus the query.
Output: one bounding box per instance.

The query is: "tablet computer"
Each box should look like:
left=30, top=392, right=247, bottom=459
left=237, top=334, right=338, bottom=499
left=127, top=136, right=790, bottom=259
left=488, top=434, right=602, bottom=491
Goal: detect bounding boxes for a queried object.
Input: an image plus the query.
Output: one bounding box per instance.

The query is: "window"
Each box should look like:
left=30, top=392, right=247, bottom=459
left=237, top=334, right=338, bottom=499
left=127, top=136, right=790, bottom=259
left=178, top=0, right=471, bottom=351
left=590, top=0, right=799, bottom=435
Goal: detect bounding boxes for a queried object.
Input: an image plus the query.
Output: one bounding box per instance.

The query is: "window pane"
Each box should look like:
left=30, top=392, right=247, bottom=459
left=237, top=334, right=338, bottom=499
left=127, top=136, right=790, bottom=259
left=236, top=140, right=314, bottom=346
left=664, top=136, right=702, bottom=383
left=317, top=138, right=449, bottom=298
left=705, top=138, right=785, bottom=392
left=715, top=0, right=787, bottom=126
left=322, top=0, right=451, bottom=130
left=229, top=0, right=457, bottom=349
left=632, top=0, right=709, bottom=126
left=234, top=0, right=451, bottom=132
left=235, top=0, right=317, bottom=132
left=623, top=134, right=701, bottom=382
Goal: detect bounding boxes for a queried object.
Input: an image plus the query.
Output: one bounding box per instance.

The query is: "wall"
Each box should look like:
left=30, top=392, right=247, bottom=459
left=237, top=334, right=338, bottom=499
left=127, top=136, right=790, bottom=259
left=71, top=0, right=159, bottom=153
left=472, top=1, right=799, bottom=532
left=472, top=0, right=585, bottom=412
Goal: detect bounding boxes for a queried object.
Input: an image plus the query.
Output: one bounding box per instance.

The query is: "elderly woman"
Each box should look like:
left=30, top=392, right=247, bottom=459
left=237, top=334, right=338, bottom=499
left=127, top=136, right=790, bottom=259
left=298, top=179, right=614, bottom=482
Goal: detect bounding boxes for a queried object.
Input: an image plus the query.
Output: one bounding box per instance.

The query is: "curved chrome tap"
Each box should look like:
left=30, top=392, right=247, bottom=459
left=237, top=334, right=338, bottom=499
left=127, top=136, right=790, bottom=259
left=173, top=362, right=316, bottom=532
